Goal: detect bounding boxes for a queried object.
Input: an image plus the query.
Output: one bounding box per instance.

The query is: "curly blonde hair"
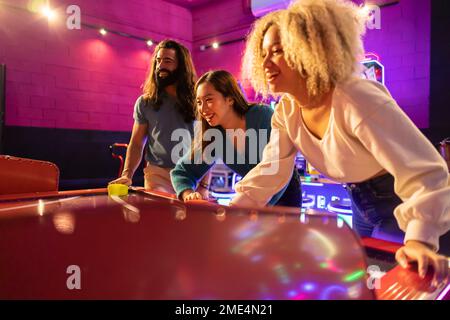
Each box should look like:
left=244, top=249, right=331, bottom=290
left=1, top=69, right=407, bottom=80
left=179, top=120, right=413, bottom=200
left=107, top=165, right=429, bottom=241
left=242, top=0, right=367, bottom=102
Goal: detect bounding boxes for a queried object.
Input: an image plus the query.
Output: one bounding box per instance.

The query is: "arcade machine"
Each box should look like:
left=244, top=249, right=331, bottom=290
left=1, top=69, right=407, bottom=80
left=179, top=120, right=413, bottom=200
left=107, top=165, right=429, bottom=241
left=296, top=155, right=354, bottom=227
left=209, top=161, right=239, bottom=205
left=361, top=52, right=385, bottom=84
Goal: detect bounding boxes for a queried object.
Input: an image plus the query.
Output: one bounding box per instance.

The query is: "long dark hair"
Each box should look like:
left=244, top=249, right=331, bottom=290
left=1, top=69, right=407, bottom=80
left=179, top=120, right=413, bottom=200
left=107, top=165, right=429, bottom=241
left=192, top=70, right=252, bottom=159
left=142, top=40, right=196, bottom=122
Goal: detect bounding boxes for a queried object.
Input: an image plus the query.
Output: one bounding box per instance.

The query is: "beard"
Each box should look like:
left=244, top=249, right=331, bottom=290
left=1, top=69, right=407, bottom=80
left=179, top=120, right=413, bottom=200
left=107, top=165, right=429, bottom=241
left=155, top=68, right=179, bottom=88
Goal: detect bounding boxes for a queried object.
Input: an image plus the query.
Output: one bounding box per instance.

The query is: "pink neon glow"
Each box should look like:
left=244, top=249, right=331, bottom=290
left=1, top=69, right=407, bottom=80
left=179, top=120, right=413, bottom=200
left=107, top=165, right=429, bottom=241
left=363, top=52, right=381, bottom=61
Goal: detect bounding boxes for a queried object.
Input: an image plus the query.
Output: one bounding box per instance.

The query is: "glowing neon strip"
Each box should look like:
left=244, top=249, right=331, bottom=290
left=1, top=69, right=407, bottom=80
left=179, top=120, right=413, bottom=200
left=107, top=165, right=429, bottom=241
left=302, top=182, right=324, bottom=187
left=363, top=52, right=381, bottom=62
left=343, top=270, right=366, bottom=282
left=326, top=203, right=353, bottom=215
left=211, top=191, right=236, bottom=199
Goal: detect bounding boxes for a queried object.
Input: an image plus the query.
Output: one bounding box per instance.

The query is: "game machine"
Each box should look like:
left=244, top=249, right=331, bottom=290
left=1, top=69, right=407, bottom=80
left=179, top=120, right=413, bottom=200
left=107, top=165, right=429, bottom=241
left=209, top=161, right=240, bottom=206
left=295, top=154, right=353, bottom=227
left=361, top=52, right=385, bottom=85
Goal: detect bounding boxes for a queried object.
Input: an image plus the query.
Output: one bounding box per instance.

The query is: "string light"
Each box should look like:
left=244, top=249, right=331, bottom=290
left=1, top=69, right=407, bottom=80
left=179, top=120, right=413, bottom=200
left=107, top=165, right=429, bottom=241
left=1, top=2, right=157, bottom=48
left=88, top=24, right=157, bottom=48
left=40, top=5, right=57, bottom=21
left=80, top=23, right=157, bottom=48
left=199, top=38, right=245, bottom=52
left=7, top=2, right=252, bottom=51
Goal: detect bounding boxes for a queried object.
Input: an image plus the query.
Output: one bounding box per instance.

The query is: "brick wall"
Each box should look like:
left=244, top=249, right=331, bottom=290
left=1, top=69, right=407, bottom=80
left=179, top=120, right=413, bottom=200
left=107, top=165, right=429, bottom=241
left=0, top=0, right=432, bottom=132
left=364, top=0, right=431, bottom=128
left=0, top=0, right=192, bottom=131
left=192, top=0, right=431, bottom=128
left=192, top=0, right=254, bottom=76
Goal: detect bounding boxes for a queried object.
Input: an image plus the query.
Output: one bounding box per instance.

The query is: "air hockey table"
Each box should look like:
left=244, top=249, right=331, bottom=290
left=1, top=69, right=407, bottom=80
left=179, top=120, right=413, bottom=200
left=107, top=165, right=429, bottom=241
left=0, top=188, right=448, bottom=300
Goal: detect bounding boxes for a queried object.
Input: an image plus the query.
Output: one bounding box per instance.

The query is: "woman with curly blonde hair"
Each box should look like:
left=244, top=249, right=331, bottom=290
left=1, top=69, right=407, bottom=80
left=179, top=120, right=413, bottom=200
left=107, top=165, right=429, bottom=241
left=231, top=0, right=449, bottom=285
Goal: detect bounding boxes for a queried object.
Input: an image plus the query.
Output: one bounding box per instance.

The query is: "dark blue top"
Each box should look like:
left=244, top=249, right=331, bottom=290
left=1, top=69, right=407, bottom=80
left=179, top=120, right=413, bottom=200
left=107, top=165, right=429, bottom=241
left=170, top=104, right=290, bottom=205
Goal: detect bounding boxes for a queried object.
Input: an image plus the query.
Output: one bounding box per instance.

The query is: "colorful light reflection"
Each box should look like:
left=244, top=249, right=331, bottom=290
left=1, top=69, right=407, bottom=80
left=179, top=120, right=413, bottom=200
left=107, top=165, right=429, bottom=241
left=343, top=269, right=366, bottom=283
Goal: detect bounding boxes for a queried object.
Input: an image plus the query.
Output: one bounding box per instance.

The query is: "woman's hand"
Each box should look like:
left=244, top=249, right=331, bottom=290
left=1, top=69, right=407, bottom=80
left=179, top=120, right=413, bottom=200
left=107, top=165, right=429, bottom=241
left=181, top=189, right=204, bottom=202
left=395, top=240, right=449, bottom=288
left=109, top=176, right=132, bottom=186
left=197, top=185, right=210, bottom=200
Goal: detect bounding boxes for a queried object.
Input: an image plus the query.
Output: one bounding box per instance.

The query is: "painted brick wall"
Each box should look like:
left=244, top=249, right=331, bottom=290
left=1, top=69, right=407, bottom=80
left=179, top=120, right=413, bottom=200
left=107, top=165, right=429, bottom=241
left=1, top=0, right=431, bottom=131
left=364, top=0, right=431, bottom=128
left=192, top=0, right=431, bottom=128
left=192, top=0, right=254, bottom=77
left=0, top=0, right=192, bottom=131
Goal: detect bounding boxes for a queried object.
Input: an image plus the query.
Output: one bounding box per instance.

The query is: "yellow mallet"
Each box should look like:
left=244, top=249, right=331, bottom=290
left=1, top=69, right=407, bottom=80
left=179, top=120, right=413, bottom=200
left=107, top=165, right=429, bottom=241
left=107, top=183, right=129, bottom=197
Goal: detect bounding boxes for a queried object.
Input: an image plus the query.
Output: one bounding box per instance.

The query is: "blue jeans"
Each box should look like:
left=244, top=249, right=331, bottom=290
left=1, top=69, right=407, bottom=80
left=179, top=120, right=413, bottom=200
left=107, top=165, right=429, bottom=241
left=345, top=173, right=404, bottom=244
left=275, top=169, right=302, bottom=208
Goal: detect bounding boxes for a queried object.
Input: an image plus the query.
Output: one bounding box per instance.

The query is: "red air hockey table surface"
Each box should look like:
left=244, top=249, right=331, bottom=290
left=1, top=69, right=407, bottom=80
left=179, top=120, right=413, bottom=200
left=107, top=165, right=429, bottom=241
left=0, top=188, right=448, bottom=300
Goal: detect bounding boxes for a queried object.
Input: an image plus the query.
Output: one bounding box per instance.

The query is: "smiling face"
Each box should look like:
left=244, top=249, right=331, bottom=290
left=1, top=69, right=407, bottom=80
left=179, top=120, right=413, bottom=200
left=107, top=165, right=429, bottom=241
left=155, top=48, right=179, bottom=87
left=261, top=25, right=305, bottom=96
left=196, top=82, right=234, bottom=127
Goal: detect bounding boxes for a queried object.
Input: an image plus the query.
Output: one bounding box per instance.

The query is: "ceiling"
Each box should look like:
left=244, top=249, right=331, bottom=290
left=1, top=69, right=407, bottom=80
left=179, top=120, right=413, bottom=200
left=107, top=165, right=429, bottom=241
left=163, top=0, right=216, bottom=9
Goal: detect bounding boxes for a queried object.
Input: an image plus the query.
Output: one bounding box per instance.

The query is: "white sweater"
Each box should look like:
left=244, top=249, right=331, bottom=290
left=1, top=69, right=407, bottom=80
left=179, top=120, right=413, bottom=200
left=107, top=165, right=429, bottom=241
left=231, top=77, right=450, bottom=250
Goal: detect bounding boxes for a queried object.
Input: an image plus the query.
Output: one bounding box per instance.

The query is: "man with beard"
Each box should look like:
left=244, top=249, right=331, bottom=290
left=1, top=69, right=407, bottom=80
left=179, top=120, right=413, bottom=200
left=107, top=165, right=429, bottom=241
left=109, top=40, right=200, bottom=194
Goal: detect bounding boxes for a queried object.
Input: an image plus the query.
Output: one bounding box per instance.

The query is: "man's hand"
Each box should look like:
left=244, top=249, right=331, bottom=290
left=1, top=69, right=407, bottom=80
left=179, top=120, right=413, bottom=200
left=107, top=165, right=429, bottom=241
left=395, top=240, right=449, bottom=288
left=109, top=176, right=132, bottom=186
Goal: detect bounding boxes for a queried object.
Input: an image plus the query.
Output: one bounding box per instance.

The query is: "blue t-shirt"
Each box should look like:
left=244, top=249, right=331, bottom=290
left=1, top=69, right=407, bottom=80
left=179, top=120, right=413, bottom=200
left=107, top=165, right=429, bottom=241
left=170, top=104, right=290, bottom=205
left=133, top=94, right=194, bottom=168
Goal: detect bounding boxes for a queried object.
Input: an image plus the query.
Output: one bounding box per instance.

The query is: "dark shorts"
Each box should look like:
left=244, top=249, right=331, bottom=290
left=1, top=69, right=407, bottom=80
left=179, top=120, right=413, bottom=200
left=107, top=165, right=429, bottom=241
left=275, top=169, right=302, bottom=208
left=345, top=173, right=404, bottom=243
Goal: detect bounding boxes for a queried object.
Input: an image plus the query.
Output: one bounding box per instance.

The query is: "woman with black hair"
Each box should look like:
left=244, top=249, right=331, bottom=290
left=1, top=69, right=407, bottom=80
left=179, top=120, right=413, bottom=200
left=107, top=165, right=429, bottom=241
left=171, top=70, right=301, bottom=207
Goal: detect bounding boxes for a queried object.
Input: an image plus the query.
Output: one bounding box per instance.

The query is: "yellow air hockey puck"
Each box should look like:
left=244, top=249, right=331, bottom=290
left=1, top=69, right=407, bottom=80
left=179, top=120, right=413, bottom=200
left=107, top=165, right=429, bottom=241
left=108, top=183, right=129, bottom=197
